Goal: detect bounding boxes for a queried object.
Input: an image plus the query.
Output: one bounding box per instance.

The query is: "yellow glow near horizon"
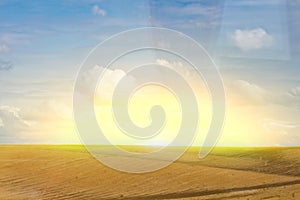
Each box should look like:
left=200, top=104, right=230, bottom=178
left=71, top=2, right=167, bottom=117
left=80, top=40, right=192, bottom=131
left=92, top=76, right=279, bottom=146
left=32, top=83, right=279, bottom=146
left=34, top=68, right=278, bottom=146
left=94, top=79, right=214, bottom=146
left=29, top=78, right=278, bottom=147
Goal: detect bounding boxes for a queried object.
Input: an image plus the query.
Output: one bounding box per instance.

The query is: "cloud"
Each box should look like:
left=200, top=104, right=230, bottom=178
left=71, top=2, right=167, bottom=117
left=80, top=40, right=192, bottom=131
left=278, top=87, right=300, bottom=106
left=232, top=80, right=300, bottom=106
left=168, top=4, right=219, bottom=17
left=289, top=87, right=300, bottom=97
left=92, top=5, right=106, bottom=16
left=0, top=33, right=30, bottom=45
left=263, top=119, right=300, bottom=134
left=0, top=106, right=31, bottom=141
left=155, top=59, right=191, bottom=79
left=232, top=80, right=270, bottom=104
left=0, top=44, right=10, bottom=53
left=20, top=99, right=72, bottom=121
left=152, top=1, right=221, bottom=18
left=0, top=60, right=13, bottom=71
left=231, top=28, right=274, bottom=51
left=262, top=118, right=300, bottom=145
left=228, top=0, right=285, bottom=6
left=0, top=106, right=30, bottom=128
left=151, top=2, right=222, bottom=29
left=77, top=65, right=136, bottom=100
left=0, top=101, right=79, bottom=144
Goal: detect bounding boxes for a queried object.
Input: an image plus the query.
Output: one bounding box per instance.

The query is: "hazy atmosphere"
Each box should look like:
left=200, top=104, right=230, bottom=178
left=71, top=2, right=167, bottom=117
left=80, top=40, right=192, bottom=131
left=0, top=0, right=300, bottom=146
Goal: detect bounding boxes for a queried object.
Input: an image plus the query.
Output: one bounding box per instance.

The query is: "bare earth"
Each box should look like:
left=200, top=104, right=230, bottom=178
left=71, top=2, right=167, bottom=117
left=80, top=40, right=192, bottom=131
left=1, top=146, right=300, bottom=199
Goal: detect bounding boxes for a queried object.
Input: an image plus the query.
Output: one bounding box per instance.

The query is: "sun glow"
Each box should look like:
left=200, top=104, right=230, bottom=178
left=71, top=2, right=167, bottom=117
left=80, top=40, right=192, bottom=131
left=94, top=76, right=215, bottom=146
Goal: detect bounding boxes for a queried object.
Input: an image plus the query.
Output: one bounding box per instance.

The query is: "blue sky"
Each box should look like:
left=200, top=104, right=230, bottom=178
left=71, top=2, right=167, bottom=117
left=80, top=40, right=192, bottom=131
left=0, top=0, right=299, bottom=145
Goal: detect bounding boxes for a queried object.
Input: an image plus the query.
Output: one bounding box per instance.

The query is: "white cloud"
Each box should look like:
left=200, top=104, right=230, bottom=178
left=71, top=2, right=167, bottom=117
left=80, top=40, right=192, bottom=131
left=263, top=118, right=300, bottom=136
left=96, top=67, right=134, bottom=96
left=162, top=3, right=220, bottom=18
left=0, top=44, right=9, bottom=53
left=0, top=102, right=78, bottom=144
left=157, top=3, right=222, bottom=29
left=92, top=5, right=106, bottom=16
left=232, top=80, right=270, bottom=104
left=0, top=106, right=31, bottom=140
left=21, top=100, right=72, bottom=121
left=289, top=87, right=300, bottom=97
left=155, top=59, right=192, bottom=79
left=228, top=0, right=285, bottom=6
left=78, top=65, right=136, bottom=98
left=232, top=81, right=300, bottom=106
left=0, top=106, right=30, bottom=127
left=0, top=33, right=30, bottom=45
left=231, top=28, right=274, bottom=51
left=279, top=87, right=300, bottom=106
left=0, top=60, right=12, bottom=71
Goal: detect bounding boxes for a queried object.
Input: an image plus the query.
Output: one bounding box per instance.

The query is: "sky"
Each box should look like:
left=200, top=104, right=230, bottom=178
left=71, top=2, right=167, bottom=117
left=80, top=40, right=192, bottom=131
left=0, top=0, right=300, bottom=146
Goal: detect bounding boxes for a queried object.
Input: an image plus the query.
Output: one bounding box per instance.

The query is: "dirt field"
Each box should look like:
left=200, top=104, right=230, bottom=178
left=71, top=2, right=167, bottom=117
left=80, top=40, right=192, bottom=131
left=1, top=146, right=300, bottom=199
